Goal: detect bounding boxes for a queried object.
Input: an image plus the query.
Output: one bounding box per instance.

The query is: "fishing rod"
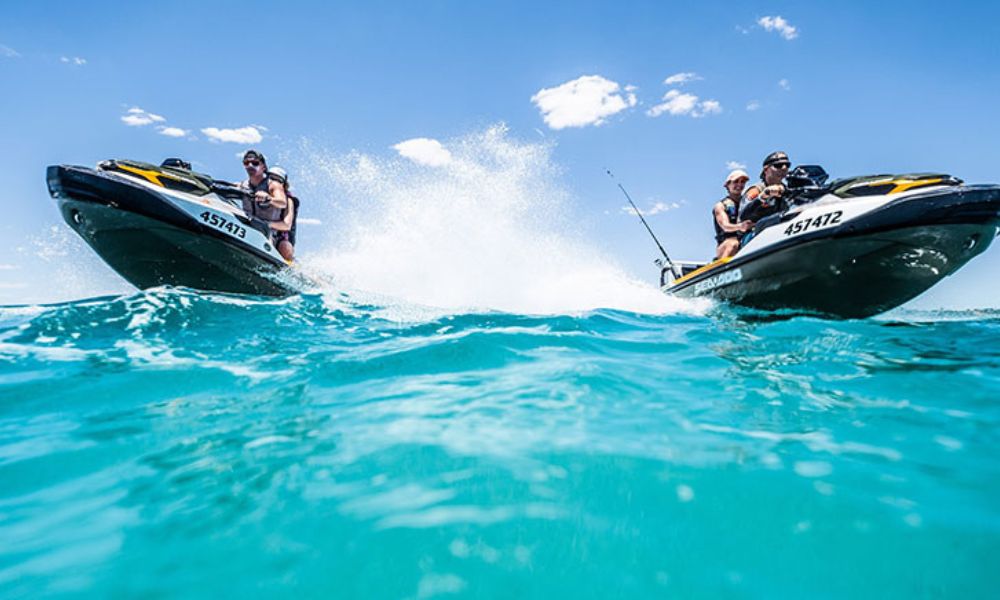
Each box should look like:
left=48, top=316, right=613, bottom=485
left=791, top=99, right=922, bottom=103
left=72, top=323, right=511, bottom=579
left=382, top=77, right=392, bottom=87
left=605, top=169, right=675, bottom=270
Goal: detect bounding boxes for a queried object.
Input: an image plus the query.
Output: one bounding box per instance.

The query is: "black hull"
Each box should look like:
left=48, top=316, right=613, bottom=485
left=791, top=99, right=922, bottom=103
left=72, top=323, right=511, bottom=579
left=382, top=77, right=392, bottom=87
left=668, top=187, right=1000, bottom=318
left=48, top=165, right=297, bottom=297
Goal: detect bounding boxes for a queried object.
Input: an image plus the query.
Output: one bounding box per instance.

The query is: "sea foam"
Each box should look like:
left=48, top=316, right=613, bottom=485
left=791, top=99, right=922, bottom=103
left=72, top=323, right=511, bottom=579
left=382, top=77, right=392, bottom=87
left=287, top=125, right=699, bottom=316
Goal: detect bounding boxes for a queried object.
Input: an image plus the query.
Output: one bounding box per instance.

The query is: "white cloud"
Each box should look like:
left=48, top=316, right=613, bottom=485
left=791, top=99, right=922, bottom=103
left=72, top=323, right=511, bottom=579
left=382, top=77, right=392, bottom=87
left=158, top=126, right=188, bottom=138
left=0, top=264, right=18, bottom=270
left=297, top=218, right=323, bottom=226
left=758, top=16, right=798, bottom=40
left=647, top=90, right=722, bottom=118
left=699, top=99, right=722, bottom=115
left=648, top=90, right=696, bottom=116
left=121, top=107, right=166, bottom=127
left=1, top=44, right=20, bottom=58
left=392, top=137, right=453, bottom=167
left=60, top=56, right=86, bottom=65
left=663, top=72, right=702, bottom=86
left=646, top=201, right=681, bottom=215
left=622, top=201, right=681, bottom=217
left=778, top=78, right=790, bottom=91
left=726, top=161, right=747, bottom=170
left=746, top=100, right=761, bottom=111
left=531, top=75, right=637, bottom=129
left=201, top=126, right=263, bottom=144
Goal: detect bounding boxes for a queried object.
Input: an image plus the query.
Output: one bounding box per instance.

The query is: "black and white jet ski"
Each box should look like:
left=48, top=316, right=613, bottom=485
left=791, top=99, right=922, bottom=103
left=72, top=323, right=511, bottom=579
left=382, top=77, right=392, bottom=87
left=659, top=167, right=1000, bottom=318
left=46, top=158, right=302, bottom=296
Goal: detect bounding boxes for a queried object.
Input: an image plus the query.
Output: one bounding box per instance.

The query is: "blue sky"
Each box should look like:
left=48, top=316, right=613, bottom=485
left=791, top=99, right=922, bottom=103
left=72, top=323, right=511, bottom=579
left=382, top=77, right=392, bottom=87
left=2, top=1, right=998, bottom=308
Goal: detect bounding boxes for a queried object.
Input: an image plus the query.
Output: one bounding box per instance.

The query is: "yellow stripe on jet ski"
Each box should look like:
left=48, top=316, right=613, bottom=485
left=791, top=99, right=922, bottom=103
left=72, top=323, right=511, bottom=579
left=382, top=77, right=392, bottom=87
left=848, top=177, right=945, bottom=195
left=116, top=164, right=167, bottom=187
left=115, top=164, right=194, bottom=186
left=670, top=257, right=732, bottom=287
left=888, top=178, right=942, bottom=194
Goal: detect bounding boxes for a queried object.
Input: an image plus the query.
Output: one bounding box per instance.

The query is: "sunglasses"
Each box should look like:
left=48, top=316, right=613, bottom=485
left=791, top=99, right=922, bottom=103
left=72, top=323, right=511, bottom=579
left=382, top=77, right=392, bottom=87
left=770, top=162, right=791, bottom=170
left=243, top=160, right=261, bottom=167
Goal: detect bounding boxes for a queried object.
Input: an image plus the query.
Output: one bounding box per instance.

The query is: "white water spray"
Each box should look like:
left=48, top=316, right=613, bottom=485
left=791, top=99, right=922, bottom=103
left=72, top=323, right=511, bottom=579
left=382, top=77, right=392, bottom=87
left=288, top=125, right=701, bottom=316
left=8, top=225, right=132, bottom=304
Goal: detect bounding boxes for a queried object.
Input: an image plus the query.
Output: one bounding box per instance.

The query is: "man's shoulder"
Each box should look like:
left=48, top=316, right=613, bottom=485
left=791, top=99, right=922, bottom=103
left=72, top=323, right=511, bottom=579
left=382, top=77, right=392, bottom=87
left=743, top=183, right=764, bottom=200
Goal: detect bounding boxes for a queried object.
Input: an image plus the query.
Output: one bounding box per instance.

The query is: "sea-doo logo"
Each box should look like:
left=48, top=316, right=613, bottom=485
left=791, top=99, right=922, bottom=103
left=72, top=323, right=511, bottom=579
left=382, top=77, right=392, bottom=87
left=693, top=268, right=742, bottom=295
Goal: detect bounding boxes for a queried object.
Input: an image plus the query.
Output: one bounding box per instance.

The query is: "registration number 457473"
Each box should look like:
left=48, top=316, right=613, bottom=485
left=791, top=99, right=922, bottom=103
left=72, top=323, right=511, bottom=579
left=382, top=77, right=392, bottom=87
left=783, top=210, right=843, bottom=236
left=199, top=211, right=247, bottom=239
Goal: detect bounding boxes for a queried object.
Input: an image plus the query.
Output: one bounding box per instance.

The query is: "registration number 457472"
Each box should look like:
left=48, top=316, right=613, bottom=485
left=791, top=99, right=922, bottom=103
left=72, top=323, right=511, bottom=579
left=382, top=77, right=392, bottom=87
left=199, top=211, right=247, bottom=239
left=783, top=210, right=843, bottom=236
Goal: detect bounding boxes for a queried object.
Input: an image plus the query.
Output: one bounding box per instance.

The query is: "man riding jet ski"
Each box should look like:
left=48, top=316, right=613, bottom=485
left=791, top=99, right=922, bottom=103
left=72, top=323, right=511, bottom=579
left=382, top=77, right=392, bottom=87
left=660, top=161, right=1000, bottom=318
left=46, top=158, right=304, bottom=296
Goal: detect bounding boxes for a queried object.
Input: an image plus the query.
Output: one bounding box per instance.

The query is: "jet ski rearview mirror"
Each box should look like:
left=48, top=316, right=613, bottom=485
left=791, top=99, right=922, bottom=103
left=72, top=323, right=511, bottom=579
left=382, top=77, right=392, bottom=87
left=787, top=165, right=829, bottom=190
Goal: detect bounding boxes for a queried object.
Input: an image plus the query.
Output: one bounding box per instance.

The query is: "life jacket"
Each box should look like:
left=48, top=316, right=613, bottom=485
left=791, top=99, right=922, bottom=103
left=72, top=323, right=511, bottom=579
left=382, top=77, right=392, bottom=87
left=285, top=193, right=300, bottom=246
left=713, top=197, right=739, bottom=242
left=240, top=176, right=286, bottom=223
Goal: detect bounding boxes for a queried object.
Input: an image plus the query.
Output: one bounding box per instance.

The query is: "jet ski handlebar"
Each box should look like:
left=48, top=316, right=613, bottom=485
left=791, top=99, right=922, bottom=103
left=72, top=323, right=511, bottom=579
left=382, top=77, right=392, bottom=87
left=209, top=180, right=255, bottom=210
left=210, top=180, right=250, bottom=198
left=208, top=180, right=276, bottom=239
left=211, top=180, right=278, bottom=207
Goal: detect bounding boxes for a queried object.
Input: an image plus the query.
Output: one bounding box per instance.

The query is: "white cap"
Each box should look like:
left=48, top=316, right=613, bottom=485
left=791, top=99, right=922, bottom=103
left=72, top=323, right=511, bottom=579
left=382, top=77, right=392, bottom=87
left=725, top=169, right=750, bottom=184
left=268, top=166, right=288, bottom=184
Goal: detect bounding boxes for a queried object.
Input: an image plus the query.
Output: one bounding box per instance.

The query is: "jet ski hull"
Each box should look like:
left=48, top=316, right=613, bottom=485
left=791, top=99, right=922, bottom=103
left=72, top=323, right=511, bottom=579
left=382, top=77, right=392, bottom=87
left=665, top=185, right=1000, bottom=318
left=47, top=164, right=299, bottom=297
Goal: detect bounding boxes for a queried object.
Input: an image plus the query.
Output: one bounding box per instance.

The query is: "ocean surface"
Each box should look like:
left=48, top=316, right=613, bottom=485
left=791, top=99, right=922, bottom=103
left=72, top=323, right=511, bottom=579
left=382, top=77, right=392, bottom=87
left=0, top=288, right=997, bottom=598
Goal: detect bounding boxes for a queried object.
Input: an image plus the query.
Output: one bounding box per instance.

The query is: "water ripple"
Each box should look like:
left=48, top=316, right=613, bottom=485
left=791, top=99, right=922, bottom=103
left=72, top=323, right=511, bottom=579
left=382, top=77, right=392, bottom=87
left=0, top=292, right=997, bottom=596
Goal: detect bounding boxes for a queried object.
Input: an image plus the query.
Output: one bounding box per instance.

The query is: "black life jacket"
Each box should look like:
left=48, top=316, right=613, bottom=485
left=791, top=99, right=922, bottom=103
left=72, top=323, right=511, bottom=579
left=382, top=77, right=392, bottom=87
left=286, top=194, right=300, bottom=245
left=713, top=197, right=739, bottom=242
left=240, top=177, right=286, bottom=222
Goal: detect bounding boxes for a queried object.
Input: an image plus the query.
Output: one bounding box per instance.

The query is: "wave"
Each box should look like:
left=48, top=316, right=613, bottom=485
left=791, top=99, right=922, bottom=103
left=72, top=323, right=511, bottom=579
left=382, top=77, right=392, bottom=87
left=284, top=125, right=700, bottom=316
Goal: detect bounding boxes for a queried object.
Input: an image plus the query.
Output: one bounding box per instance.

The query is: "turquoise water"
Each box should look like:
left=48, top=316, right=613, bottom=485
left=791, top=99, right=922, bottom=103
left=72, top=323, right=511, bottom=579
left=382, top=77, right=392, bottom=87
left=1, top=289, right=998, bottom=598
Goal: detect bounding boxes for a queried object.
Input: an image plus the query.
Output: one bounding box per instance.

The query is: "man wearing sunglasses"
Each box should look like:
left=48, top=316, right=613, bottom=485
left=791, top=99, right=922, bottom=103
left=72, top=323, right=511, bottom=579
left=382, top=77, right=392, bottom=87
left=239, top=149, right=289, bottom=244
left=738, top=151, right=792, bottom=228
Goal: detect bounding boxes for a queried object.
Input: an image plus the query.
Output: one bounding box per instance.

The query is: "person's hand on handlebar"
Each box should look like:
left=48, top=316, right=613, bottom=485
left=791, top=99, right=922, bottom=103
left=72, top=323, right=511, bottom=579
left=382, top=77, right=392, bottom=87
left=763, top=184, right=785, bottom=199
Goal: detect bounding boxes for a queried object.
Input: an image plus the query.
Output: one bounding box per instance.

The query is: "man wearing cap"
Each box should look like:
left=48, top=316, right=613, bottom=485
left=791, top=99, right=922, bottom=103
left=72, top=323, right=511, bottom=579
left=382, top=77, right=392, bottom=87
left=713, top=169, right=755, bottom=259
left=239, top=149, right=289, bottom=232
left=738, top=151, right=792, bottom=228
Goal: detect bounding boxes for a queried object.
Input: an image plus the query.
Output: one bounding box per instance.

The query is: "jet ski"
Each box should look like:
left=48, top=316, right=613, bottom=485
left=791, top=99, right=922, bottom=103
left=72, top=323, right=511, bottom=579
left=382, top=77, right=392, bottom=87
left=46, top=158, right=302, bottom=296
left=660, top=166, right=1000, bottom=318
